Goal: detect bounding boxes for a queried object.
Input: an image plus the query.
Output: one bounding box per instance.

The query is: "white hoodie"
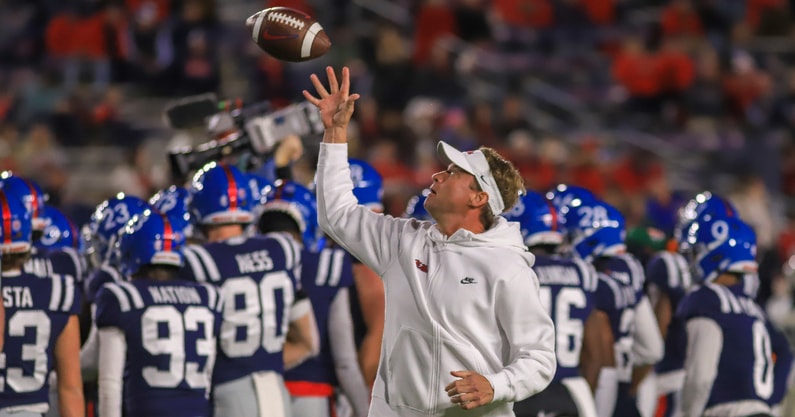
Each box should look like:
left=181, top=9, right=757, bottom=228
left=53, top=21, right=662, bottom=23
left=316, top=143, right=556, bottom=417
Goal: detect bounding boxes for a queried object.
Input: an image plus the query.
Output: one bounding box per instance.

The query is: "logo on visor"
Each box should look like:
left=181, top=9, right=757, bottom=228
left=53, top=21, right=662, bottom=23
left=480, top=175, right=487, bottom=183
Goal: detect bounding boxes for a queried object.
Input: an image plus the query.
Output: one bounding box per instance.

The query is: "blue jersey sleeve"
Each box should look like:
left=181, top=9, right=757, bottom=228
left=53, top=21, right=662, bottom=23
left=676, top=286, right=721, bottom=322
left=94, top=284, right=124, bottom=329
left=84, top=265, right=122, bottom=304
left=594, top=273, right=618, bottom=313
left=646, top=254, right=673, bottom=292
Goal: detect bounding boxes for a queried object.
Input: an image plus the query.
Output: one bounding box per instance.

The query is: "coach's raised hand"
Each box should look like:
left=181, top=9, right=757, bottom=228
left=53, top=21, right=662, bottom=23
left=303, top=66, right=360, bottom=144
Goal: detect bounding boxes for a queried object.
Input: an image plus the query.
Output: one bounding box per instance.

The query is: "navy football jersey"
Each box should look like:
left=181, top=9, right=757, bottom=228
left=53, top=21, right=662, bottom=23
left=677, top=283, right=778, bottom=411
left=178, top=233, right=303, bottom=384
left=593, top=254, right=645, bottom=384
left=285, top=246, right=355, bottom=385
left=0, top=272, right=81, bottom=411
left=95, top=279, right=222, bottom=417
left=84, top=264, right=124, bottom=304
left=646, top=251, right=691, bottom=374
left=534, top=255, right=598, bottom=381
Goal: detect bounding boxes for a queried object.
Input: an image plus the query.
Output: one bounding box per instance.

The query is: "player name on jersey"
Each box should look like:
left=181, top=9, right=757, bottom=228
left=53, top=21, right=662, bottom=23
left=236, top=250, right=275, bottom=274
left=148, top=286, right=203, bottom=305
left=535, top=265, right=582, bottom=286
left=3, top=286, right=34, bottom=308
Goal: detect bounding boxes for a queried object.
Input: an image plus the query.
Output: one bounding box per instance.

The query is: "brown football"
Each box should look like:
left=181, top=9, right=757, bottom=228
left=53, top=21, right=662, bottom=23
left=245, top=7, right=331, bottom=62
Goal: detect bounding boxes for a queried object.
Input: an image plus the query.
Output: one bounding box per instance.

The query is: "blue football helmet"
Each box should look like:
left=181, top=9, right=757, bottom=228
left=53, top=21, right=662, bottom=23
left=675, top=191, right=738, bottom=250
left=85, top=193, right=151, bottom=268
left=349, top=159, right=384, bottom=211
left=1, top=172, right=47, bottom=232
left=246, top=173, right=274, bottom=206
left=0, top=188, right=33, bottom=254
left=687, top=216, right=757, bottom=283
left=403, top=189, right=433, bottom=222
left=36, top=205, right=80, bottom=250
left=562, top=199, right=626, bottom=261
left=189, top=162, right=255, bottom=225
left=260, top=181, right=319, bottom=248
left=150, top=186, right=194, bottom=239
left=503, top=190, right=563, bottom=247
left=119, top=210, right=185, bottom=276
left=545, top=184, right=596, bottom=214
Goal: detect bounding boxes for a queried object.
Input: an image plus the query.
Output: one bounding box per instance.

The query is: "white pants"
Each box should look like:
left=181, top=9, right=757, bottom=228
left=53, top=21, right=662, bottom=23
left=291, top=396, right=331, bottom=417
left=0, top=411, right=44, bottom=417
left=213, top=371, right=291, bottom=417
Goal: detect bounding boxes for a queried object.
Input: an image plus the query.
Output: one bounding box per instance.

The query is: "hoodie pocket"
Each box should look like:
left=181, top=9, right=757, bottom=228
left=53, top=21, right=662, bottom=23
left=387, top=327, right=489, bottom=413
left=387, top=327, right=435, bottom=412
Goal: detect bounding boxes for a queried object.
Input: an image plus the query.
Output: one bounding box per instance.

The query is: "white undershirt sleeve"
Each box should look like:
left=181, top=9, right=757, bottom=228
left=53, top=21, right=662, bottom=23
left=98, top=327, right=127, bottom=417
left=632, top=296, right=665, bottom=365
left=328, top=288, right=370, bottom=417
left=682, top=318, right=722, bottom=417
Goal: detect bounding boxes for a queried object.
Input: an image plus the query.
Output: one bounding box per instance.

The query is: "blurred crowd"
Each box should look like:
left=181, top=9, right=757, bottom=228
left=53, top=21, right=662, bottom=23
left=4, top=0, right=795, bottom=302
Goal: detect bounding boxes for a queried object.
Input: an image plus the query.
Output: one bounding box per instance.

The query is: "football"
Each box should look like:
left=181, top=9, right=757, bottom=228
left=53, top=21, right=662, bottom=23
left=246, top=7, right=331, bottom=62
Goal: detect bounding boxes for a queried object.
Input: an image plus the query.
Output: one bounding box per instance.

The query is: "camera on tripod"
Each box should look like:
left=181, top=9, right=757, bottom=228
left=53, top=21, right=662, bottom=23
left=164, top=93, right=324, bottom=181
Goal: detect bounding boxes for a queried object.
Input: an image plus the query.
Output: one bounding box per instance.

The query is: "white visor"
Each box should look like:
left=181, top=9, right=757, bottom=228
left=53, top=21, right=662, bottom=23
left=437, top=141, right=505, bottom=215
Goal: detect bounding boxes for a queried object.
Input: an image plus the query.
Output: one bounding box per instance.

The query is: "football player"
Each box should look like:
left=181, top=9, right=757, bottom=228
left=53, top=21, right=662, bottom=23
left=562, top=198, right=663, bottom=417
left=36, top=205, right=86, bottom=285
left=0, top=188, right=84, bottom=416
left=504, top=191, right=602, bottom=417
left=0, top=172, right=54, bottom=278
left=678, top=216, right=793, bottom=417
left=80, top=195, right=152, bottom=377
left=149, top=185, right=197, bottom=243
left=179, top=162, right=319, bottom=417
left=646, top=191, right=738, bottom=417
left=95, top=210, right=221, bottom=417
left=259, top=181, right=370, bottom=417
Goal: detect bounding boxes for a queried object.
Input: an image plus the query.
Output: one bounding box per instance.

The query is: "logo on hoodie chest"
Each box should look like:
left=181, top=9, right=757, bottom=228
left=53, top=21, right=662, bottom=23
left=415, top=259, right=428, bottom=273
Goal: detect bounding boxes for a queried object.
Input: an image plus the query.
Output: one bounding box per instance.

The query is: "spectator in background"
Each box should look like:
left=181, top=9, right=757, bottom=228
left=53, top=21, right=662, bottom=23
left=566, top=138, right=605, bottom=196
left=491, top=0, right=554, bottom=51
left=412, top=0, right=456, bottom=65
left=16, top=122, right=67, bottom=179
left=722, top=50, right=772, bottom=125
left=770, top=69, right=795, bottom=134
left=173, top=29, right=220, bottom=95
left=497, top=93, right=534, bottom=139
left=371, top=24, right=414, bottom=111
left=611, top=35, right=665, bottom=118
left=683, top=45, right=726, bottom=122
left=127, top=1, right=174, bottom=93
left=643, top=174, right=686, bottom=236
left=411, top=38, right=465, bottom=104
left=453, top=0, right=492, bottom=45
left=611, top=147, right=664, bottom=197
left=577, top=0, right=615, bottom=27
left=0, top=123, right=21, bottom=172
left=661, top=0, right=704, bottom=40
left=109, top=143, right=159, bottom=198
left=730, top=174, right=780, bottom=303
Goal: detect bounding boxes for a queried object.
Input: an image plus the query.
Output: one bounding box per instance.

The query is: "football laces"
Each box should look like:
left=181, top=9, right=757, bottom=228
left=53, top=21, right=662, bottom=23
left=267, top=12, right=305, bottom=30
